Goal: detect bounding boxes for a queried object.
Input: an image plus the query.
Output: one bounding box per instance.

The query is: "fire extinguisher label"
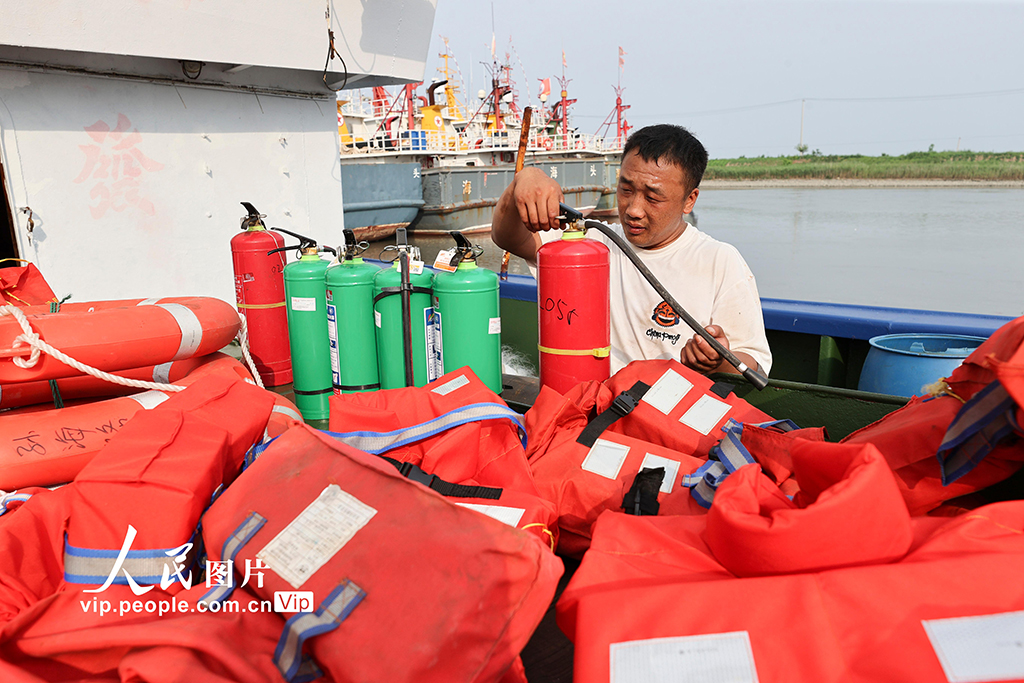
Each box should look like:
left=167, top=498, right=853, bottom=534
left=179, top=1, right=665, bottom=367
left=488, top=317, right=502, bottom=334
left=291, top=297, right=316, bottom=312
left=374, top=310, right=382, bottom=328
left=326, top=304, right=341, bottom=387
left=425, top=308, right=443, bottom=382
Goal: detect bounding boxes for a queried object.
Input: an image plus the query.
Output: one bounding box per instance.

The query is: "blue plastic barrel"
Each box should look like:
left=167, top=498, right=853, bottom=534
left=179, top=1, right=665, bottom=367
left=857, top=333, right=986, bottom=397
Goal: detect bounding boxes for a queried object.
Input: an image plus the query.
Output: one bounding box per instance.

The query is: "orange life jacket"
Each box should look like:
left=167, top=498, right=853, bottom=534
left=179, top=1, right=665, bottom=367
left=842, top=315, right=1024, bottom=515
left=0, top=263, right=56, bottom=307
left=524, top=360, right=789, bottom=556
left=0, top=354, right=299, bottom=491
left=327, top=367, right=558, bottom=548
left=558, top=440, right=1024, bottom=683
left=200, top=423, right=562, bottom=683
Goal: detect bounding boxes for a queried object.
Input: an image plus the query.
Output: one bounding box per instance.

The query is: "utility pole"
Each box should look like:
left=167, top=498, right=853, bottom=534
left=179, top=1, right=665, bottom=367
left=799, top=99, right=805, bottom=151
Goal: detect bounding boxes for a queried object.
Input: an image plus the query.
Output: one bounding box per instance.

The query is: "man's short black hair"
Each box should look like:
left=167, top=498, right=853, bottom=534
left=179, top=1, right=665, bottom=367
left=622, top=124, right=709, bottom=192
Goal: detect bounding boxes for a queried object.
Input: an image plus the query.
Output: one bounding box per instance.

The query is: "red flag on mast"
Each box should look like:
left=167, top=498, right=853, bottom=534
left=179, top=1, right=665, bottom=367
left=562, top=50, right=567, bottom=69
left=618, top=46, right=626, bottom=69
left=538, top=78, right=551, bottom=99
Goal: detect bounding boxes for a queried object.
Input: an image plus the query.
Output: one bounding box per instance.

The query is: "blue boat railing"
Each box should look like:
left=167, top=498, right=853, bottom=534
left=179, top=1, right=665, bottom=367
left=496, top=271, right=1013, bottom=340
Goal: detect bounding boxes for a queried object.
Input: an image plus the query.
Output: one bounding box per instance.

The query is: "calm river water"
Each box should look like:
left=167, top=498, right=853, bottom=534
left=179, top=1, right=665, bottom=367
left=405, top=187, right=1024, bottom=318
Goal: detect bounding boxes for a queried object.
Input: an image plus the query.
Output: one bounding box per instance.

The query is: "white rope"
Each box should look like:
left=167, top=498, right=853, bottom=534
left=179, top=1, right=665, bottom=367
left=235, top=314, right=265, bottom=389
left=0, top=303, right=187, bottom=392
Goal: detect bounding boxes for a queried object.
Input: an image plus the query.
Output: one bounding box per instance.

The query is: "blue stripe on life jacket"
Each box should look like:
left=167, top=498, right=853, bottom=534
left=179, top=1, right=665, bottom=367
left=198, top=511, right=267, bottom=606
left=937, top=381, right=1020, bottom=485
left=274, top=579, right=365, bottom=682
left=680, top=419, right=800, bottom=508
left=324, top=402, right=527, bottom=454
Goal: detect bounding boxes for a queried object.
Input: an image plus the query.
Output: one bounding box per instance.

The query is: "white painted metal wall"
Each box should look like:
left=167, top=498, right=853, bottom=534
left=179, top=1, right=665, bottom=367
left=0, top=68, right=344, bottom=303
left=0, top=0, right=437, bottom=93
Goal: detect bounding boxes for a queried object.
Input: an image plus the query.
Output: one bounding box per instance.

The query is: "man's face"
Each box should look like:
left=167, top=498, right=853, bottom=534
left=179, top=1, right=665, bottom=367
left=616, top=150, right=699, bottom=249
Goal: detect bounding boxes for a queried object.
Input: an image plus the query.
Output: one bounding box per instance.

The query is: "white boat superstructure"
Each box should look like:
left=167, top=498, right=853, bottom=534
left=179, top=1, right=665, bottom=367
left=0, top=0, right=437, bottom=304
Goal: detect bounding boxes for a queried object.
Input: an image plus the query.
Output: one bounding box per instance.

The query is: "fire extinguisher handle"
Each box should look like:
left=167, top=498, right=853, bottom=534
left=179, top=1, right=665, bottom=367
left=583, top=219, right=770, bottom=391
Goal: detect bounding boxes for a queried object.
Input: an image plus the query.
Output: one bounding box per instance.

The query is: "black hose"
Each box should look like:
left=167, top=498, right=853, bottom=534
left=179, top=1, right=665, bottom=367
left=583, top=219, right=769, bottom=390
left=399, top=251, right=415, bottom=387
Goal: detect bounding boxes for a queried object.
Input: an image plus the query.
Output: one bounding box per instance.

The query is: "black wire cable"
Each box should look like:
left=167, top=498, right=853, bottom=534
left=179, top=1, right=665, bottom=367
left=582, top=218, right=770, bottom=390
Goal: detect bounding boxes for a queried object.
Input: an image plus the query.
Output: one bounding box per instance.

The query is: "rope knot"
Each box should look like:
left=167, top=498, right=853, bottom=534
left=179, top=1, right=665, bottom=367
left=1, top=304, right=43, bottom=368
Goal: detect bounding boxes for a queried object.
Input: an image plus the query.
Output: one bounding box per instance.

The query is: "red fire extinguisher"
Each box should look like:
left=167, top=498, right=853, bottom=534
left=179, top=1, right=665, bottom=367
left=536, top=205, right=610, bottom=395
left=230, top=202, right=292, bottom=386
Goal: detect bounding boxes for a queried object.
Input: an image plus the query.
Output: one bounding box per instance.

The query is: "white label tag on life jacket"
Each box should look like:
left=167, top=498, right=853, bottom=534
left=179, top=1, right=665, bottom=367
left=639, top=453, right=682, bottom=494
left=455, top=503, right=526, bottom=528
left=291, top=296, right=316, bottom=312
left=581, top=439, right=630, bottom=480
left=679, top=394, right=732, bottom=435
left=923, top=610, right=1024, bottom=683
left=256, top=484, right=377, bottom=589
left=433, top=249, right=458, bottom=273
left=432, top=374, right=469, bottom=396
left=610, top=632, right=759, bottom=683
left=642, top=369, right=694, bottom=415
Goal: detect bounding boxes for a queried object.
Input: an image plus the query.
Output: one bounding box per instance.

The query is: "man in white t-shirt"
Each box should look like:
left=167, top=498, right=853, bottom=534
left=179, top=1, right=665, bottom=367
left=492, top=124, right=772, bottom=376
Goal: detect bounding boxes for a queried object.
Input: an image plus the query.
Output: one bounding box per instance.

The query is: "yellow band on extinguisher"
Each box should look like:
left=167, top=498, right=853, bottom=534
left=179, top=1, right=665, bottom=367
left=237, top=301, right=286, bottom=310
left=537, top=344, right=611, bottom=358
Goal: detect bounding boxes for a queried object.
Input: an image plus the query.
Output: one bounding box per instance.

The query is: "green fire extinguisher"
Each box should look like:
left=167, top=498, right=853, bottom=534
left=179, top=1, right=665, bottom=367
left=373, top=228, right=435, bottom=389
left=268, top=228, right=337, bottom=421
left=433, top=231, right=502, bottom=394
left=325, top=229, right=380, bottom=394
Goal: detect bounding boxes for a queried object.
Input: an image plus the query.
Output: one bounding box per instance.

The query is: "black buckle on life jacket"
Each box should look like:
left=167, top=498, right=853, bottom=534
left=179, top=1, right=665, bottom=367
left=622, top=467, right=665, bottom=516
left=398, top=461, right=438, bottom=488
left=576, top=380, right=651, bottom=449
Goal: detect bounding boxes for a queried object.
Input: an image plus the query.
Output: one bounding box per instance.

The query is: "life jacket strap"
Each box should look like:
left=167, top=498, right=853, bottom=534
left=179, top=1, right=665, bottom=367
left=937, top=381, right=1021, bottom=485
left=576, top=381, right=651, bottom=448
left=380, top=456, right=503, bottom=500
left=64, top=529, right=200, bottom=587
left=681, top=419, right=800, bottom=509
left=274, top=579, right=366, bottom=682
left=326, top=402, right=528, bottom=453
left=198, top=511, right=267, bottom=606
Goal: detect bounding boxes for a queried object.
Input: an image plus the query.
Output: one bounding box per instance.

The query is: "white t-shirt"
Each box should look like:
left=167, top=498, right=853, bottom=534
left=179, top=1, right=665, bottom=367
left=537, top=223, right=772, bottom=375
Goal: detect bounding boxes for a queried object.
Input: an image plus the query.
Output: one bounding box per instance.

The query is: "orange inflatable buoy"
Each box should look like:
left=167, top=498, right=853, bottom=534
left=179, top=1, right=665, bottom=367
left=0, top=354, right=219, bottom=410
left=0, top=354, right=301, bottom=490
left=0, top=297, right=240, bottom=383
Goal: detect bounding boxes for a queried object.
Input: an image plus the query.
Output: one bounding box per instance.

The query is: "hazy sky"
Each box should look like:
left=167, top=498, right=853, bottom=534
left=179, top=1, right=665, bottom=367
left=424, top=1, right=1024, bottom=158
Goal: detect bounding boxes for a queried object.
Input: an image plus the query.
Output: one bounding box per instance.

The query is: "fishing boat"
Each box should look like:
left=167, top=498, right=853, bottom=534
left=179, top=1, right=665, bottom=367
left=337, top=42, right=609, bottom=237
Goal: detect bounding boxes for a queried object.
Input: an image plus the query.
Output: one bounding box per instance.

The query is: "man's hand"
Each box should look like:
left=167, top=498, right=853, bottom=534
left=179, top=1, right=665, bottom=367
left=681, top=325, right=729, bottom=374
left=680, top=325, right=760, bottom=376
left=492, top=167, right=565, bottom=264
left=512, top=167, right=564, bottom=233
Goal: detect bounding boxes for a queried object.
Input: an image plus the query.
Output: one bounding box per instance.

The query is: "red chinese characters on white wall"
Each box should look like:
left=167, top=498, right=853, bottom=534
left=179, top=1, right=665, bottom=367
left=73, top=114, right=165, bottom=219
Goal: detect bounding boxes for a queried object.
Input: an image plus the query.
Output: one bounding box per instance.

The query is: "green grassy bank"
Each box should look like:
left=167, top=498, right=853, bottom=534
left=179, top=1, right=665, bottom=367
left=705, top=150, right=1024, bottom=181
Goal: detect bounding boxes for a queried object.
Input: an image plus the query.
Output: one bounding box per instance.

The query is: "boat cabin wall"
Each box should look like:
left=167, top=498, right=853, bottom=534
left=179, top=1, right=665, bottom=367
left=0, top=0, right=437, bottom=94
left=0, top=68, right=344, bottom=303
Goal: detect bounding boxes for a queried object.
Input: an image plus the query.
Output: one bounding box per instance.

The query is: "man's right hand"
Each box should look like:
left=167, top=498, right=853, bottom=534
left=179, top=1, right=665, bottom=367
left=511, top=167, right=564, bottom=233
left=492, top=167, right=565, bottom=265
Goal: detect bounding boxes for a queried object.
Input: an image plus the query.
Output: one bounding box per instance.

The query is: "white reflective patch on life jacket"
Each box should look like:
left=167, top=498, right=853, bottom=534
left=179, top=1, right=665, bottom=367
left=924, top=610, right=1024, bottom=683
left=641, top=369, right=694, bottom=415
left=581, top=439, right=630, bottom=480
left=638, top=453, right=681, bottom=494
left=455, top=503, right=526, bottom=528
left=610, top=632, right=758, bottom=683
left=679, top=394, right=732, bottom=435
left=129, top=390, right=170, bottom=410
left=431, top=374, right=469, bottom=396
left=256, top=484, right=377, bottom=590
